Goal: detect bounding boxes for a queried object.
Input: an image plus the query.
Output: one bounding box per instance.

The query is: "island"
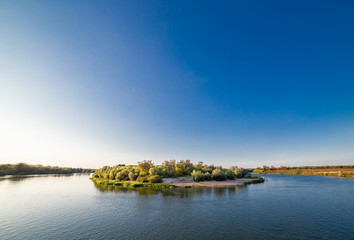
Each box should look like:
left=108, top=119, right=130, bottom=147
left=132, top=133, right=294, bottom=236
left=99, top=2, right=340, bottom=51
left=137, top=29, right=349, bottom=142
left=91, top=160, right=265, bottom=189
left=253, top=165, right=354, bottom=177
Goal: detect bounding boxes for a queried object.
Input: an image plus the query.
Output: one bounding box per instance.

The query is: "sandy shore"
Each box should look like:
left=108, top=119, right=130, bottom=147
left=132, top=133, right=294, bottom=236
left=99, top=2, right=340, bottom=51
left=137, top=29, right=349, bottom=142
left=162, top=176, right=258, bottom=187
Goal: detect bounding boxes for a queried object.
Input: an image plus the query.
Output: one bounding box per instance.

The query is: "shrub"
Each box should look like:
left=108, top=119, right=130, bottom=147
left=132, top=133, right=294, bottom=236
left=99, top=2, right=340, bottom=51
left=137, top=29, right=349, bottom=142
left=138, top=160, right=153, bottom=173
left=191, top=170, right=204, bottom=182
left=128, top=172, right=137, bottom=181
left=184, top=185, right=192, bottom=188
left=139, top=171, right=148, bottom=177
left=116, top=170, right=129, bottom=181
left=136, top=176, right=148, bottom=183
left=149, top=167, right=159, bottom=176
left=158, top=169, right=169, bottom=178
left=225, top=170, right=236, bottom=180
left=203, top=172, right=212, bottom=181
left=235, top=168, right=248, bottom=178
left=175, top=160, right=194, bottom=176
left=148, top=175, right=163, bottom=183
left=109, top=170, right=116, bottom=180
left=167, top=171, right=177, bottom=178
left=212, top=169, right=227, bottom=181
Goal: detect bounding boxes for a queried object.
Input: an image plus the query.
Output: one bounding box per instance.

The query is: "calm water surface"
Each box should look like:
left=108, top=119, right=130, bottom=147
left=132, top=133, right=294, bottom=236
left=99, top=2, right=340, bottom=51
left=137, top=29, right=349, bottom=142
left=0, top=174, right=353, bottom=240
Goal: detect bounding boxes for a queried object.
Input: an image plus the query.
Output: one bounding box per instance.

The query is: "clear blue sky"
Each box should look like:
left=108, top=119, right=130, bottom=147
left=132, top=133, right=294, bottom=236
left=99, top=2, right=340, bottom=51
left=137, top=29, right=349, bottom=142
left=1, top=0, right=353, bottom=168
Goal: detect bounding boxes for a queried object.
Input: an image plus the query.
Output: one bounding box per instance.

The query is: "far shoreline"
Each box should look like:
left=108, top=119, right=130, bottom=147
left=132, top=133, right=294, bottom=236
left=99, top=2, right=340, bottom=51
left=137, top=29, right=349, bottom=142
left=253, top=165, right=354, bottom=178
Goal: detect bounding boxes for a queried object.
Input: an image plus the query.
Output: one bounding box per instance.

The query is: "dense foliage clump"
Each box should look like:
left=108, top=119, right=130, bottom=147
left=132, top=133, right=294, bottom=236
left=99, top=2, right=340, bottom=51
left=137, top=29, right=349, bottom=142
left=91, top=160, right=252, bottom=184
left=191, top=170, right=204, bottom=182
left=148, top=175, right=163, bottom=183
left=212, top=169, right=227, bottom=181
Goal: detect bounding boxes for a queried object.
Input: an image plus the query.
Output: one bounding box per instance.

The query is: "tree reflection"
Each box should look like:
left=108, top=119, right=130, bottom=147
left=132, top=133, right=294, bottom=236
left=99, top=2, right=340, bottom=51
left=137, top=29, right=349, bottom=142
left=93, top=183, right=246, bottom=199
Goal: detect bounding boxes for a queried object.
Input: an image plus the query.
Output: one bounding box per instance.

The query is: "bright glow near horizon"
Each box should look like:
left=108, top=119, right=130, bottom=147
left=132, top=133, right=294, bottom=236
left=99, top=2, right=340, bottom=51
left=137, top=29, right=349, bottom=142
left=1, top=1, right=353, bottom=168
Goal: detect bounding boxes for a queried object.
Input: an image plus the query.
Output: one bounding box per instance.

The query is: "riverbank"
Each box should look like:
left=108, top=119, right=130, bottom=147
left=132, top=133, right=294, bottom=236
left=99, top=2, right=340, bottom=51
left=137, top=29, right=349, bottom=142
left=0, top=163, right=95, bottom=176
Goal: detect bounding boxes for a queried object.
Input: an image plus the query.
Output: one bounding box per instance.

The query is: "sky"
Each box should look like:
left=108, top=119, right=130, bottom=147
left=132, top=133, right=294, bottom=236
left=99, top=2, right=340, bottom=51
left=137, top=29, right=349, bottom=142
left=1, top=0, right=354, bottom=168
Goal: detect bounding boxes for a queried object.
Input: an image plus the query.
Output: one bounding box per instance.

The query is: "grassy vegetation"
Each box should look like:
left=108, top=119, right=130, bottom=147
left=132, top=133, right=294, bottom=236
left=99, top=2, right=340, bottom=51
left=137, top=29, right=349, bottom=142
left=0, top=163, right=95, bottom=176
left=91, top=177, right=176, bottom=189
left=91, top=160, right=256, bottom=188
left=244, top=177, right=265, bottom=185
left=253, top=165, right=354, bottom=177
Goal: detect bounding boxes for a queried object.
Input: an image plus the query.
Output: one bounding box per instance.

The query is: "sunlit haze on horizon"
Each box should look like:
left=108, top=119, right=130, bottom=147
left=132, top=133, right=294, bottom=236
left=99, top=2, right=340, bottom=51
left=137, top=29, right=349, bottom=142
left=1, top=1, right=354, bottom=168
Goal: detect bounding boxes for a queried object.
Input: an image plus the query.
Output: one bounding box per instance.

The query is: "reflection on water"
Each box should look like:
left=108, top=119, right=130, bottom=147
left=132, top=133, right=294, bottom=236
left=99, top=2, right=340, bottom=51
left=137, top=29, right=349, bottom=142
left=93, top=182, right=246, bottom=199
left=0, top=173, right=90, bottom=183
left=0, top=173, right=90, bottom=182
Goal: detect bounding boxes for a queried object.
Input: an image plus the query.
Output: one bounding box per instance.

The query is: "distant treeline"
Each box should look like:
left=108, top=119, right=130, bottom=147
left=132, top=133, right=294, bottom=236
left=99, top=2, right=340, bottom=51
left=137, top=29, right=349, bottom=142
left=253, top=165, right=354, bottom=177
left=0, top=163, right=95, bottom=176
left=92, top=160, right=252, bottom=184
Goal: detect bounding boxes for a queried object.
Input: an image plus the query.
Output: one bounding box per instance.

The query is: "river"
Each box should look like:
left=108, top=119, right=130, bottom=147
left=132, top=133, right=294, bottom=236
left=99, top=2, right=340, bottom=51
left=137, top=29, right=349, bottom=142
left=0, top=173, right=353, bottom=239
